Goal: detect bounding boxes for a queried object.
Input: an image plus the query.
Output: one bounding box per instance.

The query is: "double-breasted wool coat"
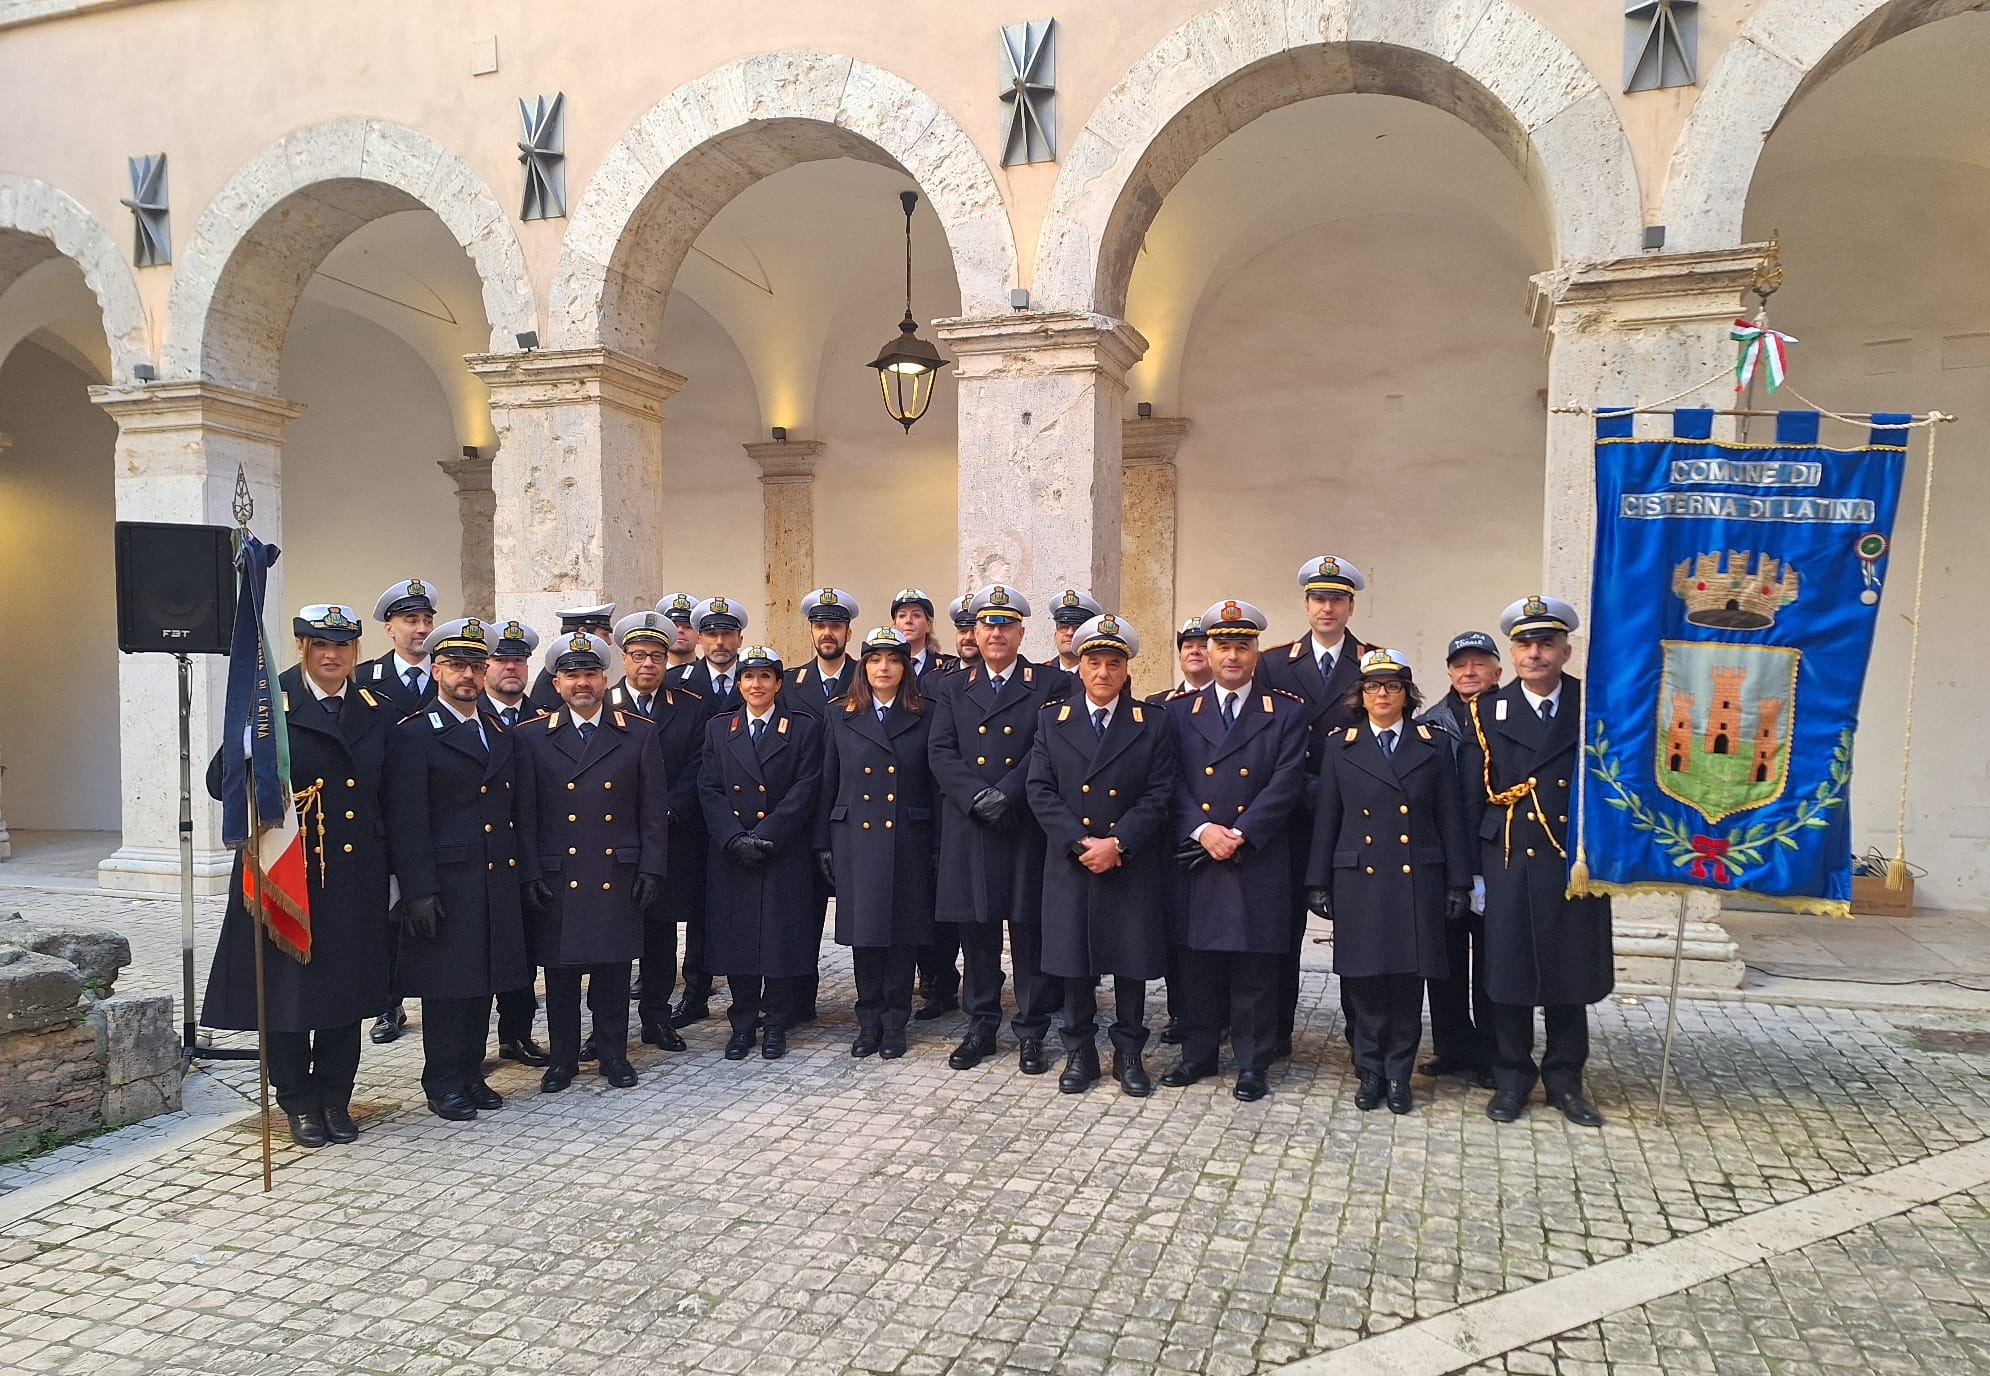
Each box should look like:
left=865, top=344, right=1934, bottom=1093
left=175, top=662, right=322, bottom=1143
left=697, top=703, right=824, bottom=977
left=817, top=697, right=937, bottom=949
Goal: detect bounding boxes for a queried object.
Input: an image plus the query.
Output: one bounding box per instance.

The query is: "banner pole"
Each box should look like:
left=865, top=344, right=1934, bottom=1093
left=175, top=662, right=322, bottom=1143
left=1655, top=890, right=1690, bottom=1120
left=246, top=780, right=274, bottom=1194
left=178, top=653, right=198, bottom=1072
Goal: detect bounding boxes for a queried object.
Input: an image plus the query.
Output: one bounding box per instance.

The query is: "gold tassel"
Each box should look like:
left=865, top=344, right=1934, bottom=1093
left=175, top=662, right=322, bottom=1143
left=1884, top=853, right=1910, bottom=892
left=1569, top=848, right=1591, bottom=895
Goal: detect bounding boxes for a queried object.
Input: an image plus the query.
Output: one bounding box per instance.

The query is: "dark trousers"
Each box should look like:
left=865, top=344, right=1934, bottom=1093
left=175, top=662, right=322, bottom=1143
left=794, top=883, right=830, bottom=1018
left=1489, top=1001, right=1591, bottom=1098
left=420, top=996, right=492, bottom=1100
left=1426, top=912, right=1494, bottom=1069
left=1061, top=975, right=1148, bottom=1058
left=265, top=1022, right=363, bottom=1115
left=958, top=919, right=1056, bottom=1042
left=493, top=984, right=538, bottom=1045
left=1180, top=949, right=1283, bottom=1074
left=1343, top=973, right=1426, bottom=1083
left=728, top=975, right=798, bottom=1035
left=852, top=944, right=919, bottom=1032
left=545, top=963, right=631, bottom=1069
left=681, top=912, right=715, bottom=1002
left=916, top=924, right=961, bottom=1002
left=1281, top=809, right=1318, bottom=1049
left=637, top=909, right=678, bottom=1029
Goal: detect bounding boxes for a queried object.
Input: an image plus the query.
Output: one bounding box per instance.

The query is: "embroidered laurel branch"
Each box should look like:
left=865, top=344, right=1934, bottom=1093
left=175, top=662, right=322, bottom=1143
left=1585, top=723, right=1850, bottom=883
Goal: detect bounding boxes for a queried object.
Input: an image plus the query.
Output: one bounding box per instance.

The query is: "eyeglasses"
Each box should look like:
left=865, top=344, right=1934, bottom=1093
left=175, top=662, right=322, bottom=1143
left=623, top=650, right=667, bottom=664
left=1361, top=681, right=1407, bottom=695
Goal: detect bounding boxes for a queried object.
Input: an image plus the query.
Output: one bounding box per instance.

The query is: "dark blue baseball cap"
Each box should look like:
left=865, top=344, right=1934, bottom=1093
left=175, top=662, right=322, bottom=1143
left=1446, top=631, right=1499, bottom=662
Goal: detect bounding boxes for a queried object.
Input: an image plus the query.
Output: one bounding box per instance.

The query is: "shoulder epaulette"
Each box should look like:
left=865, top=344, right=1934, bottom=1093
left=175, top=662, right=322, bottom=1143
left=544, top=711, right=563, bottom=732
left=777, top=715, right=790, bottom=734
left=1344, top=727, right=1359, bottom=743
left=843, top=698, right=859, bottom=714
left=1417, top=723, right=1432, bottom=741
left=356, top=688, right=380, bottom=708
left=1022, top=665, right=1034, bottom=683
left=1131, top=704, right=1144, bottom=723
left=427, top=711, right=447, bottom=730
left=1283, top=641, right=1305, bottom=661
left=663, top=691, right=675, bottom=706
left=1191, top=695, right=1204, bottom=714
left=729, top=713, right=741, bottom=734
left=280, top=692, right=291, bottom=711
left=612, top=711, right=627, bottom=729
left=1262, top=694, right=1276, bottom=714
left=1056, top=704, right=1071, bottom=721
left=1271, top=688, right=1305, bottom=703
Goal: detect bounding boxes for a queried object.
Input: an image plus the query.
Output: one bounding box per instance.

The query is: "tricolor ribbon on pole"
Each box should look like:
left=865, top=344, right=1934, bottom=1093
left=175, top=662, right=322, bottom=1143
left=1731, top=318, right=1796, bottom=393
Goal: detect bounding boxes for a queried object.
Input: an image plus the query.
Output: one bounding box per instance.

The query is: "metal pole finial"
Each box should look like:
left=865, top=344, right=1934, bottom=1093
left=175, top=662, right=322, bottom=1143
left=232, top=465, right=254, bottom=530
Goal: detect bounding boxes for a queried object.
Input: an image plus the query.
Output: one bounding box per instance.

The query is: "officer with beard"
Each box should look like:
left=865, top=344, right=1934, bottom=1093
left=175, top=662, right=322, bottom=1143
left=1047, top=588, right=1105, bottom=673
left=526, top=603, right=617, bottom=714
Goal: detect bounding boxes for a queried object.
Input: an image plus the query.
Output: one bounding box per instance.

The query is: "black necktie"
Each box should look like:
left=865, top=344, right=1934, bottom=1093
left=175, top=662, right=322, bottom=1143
left=1539, top=698, right=1555, bottom=725
left=716, top=674, right=730, bottom=699
left=638, top=693, right=653, bottom=716
left=1318, top=651, right=1334, bottom=686
left=462, top=717, right=487, bottom=755
left=1093, top=707, right=1108, bottom=739
left=1221, top=693, right=1237, bottom=728
left=876, top=704, right=888, bottom=724
left=501, top=706, right=519, bottom=728
left=750, top=718, right=766, bottom=754
left=1380, top=727, right=1396, bottom=756
left=824, top=677, right=837, bottom=698
left=405, top=666, right=423, bottom=695
left=577, top=720, right=596, bottom=744
left=989, top=673, right=1004, bottom=697
left=324, top=694, right=342, bottom=716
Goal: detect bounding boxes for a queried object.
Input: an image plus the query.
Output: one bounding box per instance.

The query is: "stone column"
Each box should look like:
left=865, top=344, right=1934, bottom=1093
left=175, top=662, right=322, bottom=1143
left=744, top=439, right=823, bottom=638
left=436, top=452, right=496, bottom=613
left=1530, top=246, right=1770, bottom=993
left=935, top=311, right=1147, bottom=659
left=467, top=348, right=684, bottom=637
left=1120, top=415, right=1191, bottom=650
left=88, top=382, right=306, bottom=896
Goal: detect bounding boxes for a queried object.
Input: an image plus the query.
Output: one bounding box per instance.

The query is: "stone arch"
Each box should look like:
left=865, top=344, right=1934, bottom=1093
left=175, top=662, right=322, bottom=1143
left=1033, top=0, right=1645, bottom=317
left=0, top=174, right=149, bottom=382
left=161, top=118, right=536, bottom=393
left=548, top=51, right=1018, bottom=358
left=1661, top=0, right=1990, bottom=250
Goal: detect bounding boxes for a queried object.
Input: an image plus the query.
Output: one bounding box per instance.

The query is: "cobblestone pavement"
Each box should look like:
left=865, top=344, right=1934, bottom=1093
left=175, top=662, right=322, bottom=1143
left=3, top=886, right=1990, bottom=1375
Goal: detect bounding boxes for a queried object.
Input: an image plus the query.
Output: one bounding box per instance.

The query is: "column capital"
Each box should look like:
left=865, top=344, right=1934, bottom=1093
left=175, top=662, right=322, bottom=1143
left=467, top=347, right=686, bottom=421
left=1530, top=245, right=1773, bottom=331
left=743, top=438, right=824, bottom=483
left=1121, top=415, right=1192, bottom=467
left=437, top=453, right=494, bottom=494
left=87, top=380, right=305, bottom=441
left=934, top=311, right=1149, bottom=382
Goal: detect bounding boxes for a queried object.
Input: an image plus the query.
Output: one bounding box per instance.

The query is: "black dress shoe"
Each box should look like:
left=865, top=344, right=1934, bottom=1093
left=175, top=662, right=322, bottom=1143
left=540, top=1064, right=577, bottom=1093
left=879, top=1028, right=907, bottom=1060
left=948, top=1034, right=997, bottom=1070
left=321, top=1104, right=359, bottom=1143
left=1158, top=1018, right=1183, bottom=1046
left=1546, top=1091, right=1605, bottom=1128
left=761, top=1025, right=788, bottom=1060
left=1018, top=1038, right=1050, bottom=1075
left=1112, top=1052, right=1153, bottom=1098
left=428, top=1092, right=478, bottom=1122
left=1057, top=1046, right=1101, bottom=1094
left=578, top=1034, right=599, bottom=1063
left=600, top=1058, right=639, bottom=1088
left=1354, top=1071, right=1386, bottom=1111
left=467, top=1082, right=503, bottom=1111
left=1159, top=1060, right=1217, bottom=1089
left=284, top=1110, right=328, bottom=1149
left=723, top=1030, right=755, bottom=1060
left=368, top=1004, right=406, bottom=1045
left=913, top=995, right=958, bottom=1021
left=1233, top=1070, right=1270, bottom=1102
left=1386, top=1080, right=1413, bottom=1115
left=669, top=1000, right=711, bottom=1029
left=640, top=1021, right=688, bottom=1052
left=499, top=1038, right=551, bottom=1068
left=851, top=1028, right=881, bottom=1058
left=1485, top=1089, right=1527, bottom=1122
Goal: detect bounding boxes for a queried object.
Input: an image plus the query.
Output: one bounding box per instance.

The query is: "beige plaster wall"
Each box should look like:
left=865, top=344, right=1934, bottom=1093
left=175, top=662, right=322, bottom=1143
left=0, top=341, right=120, bottom=829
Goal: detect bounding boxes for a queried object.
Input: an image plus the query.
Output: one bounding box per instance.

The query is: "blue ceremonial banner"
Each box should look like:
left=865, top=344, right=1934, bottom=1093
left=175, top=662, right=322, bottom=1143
left=219, top=534, right=289, bottom=850
left=1576, top=408, right=1908, bottom=916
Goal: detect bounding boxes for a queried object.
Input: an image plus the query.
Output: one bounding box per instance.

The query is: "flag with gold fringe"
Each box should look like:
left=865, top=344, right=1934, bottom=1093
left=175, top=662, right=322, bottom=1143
left=1575, top=408, right=1907, bottom=916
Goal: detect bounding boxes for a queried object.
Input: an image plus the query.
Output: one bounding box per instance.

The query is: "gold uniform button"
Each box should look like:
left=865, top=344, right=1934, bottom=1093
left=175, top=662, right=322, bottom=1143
left=734, top=785, right=743, bottom=792
left=756, top=812, right=766, bottom=820
left=758, top=785, right=766, bottom=792
left=479, top=786, right=488, bottom=795
left=315, top=777, right=325, bottom=787
left=342, top=843, right=354, bottom=853
left=568, top=847, right=577, bottom=855
left=1558, top=814, right=1568, bottom=824
left=1362, top=809, right=1371, bottom=817
left=487, top=863, right=494, bottom=871
left=569, top=880, right=579, bottom=889
left=977, top=756, right=988, bottom=765
left=604, top=814, right=613, bottom=822
left=979, top=726, right=988, bottom=735
left=485, top=824, right=494, bottom=833
left=1365, top=866, right=1375, bottom=875
left=1402, top=865, right=1412, bottom=874
left=862, top=821, right=871, bottom=830
left=1082, top=818, right=1091, bottom=827
left=886, top=794, right=895, bottom=802
left=1400, top=835, right=1410, bottom=844
left=603, top=781, right=613, bottom=790
left=568, top=814, right=578, bottom=822
left=884, top=820, right=892, bottom=829
left=887, top=766, right=896, bottom=774
left=344, top=810, right=355, bottom=820
left=1107, top=789, right=1117, bottom=798
left=567, top=783, right=577, bottom=791
left=606, top=849, right=614, bottom=856
left=1081, top=785, right=1091, bottom=794
left=1558, top=779, right=1569, bottom=788
left=508, top=858, right=516, bottom=868
left=1003, top=726, right=1013, bottom=735
left=1003, top=758, right=1013, bottom=766
left=864, top=766, right=873, bottom=775
left=602, top=882, right=612, bottom=891
left=1525, top=810, right=1536, bottom=821
left=1237, top=805, right=1246, bottom=815
left=1364, top=835, right=1373, bottom=844
left=1526, top=847, right=1537, bottom=858
left=1527, top=777, right=1538, bottom=787
left=863, top=794, right=872, bottom=802
left=1238, top=768, right=1249, bottom=777
left=1399, top=805, right=1410, bottom=815
left=1201, top=803, right=1212, bottom=813
left=1204, top=767, right=1215, bottom=776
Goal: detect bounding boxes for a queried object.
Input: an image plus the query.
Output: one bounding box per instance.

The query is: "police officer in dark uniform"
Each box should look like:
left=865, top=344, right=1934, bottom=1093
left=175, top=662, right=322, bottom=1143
left=601, top=610, right=693, bottom=1054
left=383, top=618, right=536, bottom=1121
left=697, top=645, right=825, bottom=1060
left=912, top=596, right=978, bottom=1020
left=1258, top=555, right=1376, bottom=1057
left=1047, top=587, right=1105, bottom=673
left=1459, top=596, right=1611, bottom=1128
left=665, top=595, right=748, bottom=1026
left=892, top=588, right=960, bottom=679
left=946, top=592, right=980, bottom=671
left=655, top=593, right=701, bottom=676
left=1026, top=614, right=1177, bottom=1097
left=525, top=603, right=616, bottom=714
left=1305, top=649, right=1472, bottom=1115
left=817, top=627, right=937, bottom=1060
left=359, top=577, right=439, bottom=1045
left=783, top=587, right=859, bottom=707
left=201, top=603, right=391, bottom=1149
left=480, top=617, right=550, bottom=1067
left=928, top=585, right=1072, bottom=1074
left=1413, top=629, right=1504, bottom=1087
left=514, top=632, right=669, bottom=1092
left=1163, top=599, right=1308, bottom=1102
left=1147, top=616, right=1211, bottom=1044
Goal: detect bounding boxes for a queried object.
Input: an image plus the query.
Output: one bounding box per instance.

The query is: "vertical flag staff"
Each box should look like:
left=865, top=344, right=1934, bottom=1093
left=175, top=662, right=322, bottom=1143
left=231, top=470, right=275, bottom=1193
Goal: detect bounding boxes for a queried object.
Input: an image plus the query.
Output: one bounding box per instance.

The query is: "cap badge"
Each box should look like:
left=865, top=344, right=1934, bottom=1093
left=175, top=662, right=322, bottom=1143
left=568, top=634, right=590, bottom=653
left=1062, top=591, right=1080, bottom=607
left=1524, top=596, right=1547, bottom=617
left=324, top=607, right=355, bottom=628
left=462, top=620, right=486, bottom=642
left=1100, top=617, right=1119, bottom=635
left=1321, top=557, right=1338, bottom=576
left=672, top=595, right=693, bottom=610
left=820, top=589, right=838, bottom=605
left=989, top=586, right=1010, bottom=607
left=711, top=598, right=730, bottom=615
left=1221, top=601, right=1242, bottom=622
left=407, top=580, right=426, bottom=598
left=504, top=620, right=524, bottom=639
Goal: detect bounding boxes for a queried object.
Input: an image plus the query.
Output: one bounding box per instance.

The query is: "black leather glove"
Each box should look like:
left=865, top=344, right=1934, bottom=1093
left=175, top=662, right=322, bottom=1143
left=726, top=833, right=769, bottom=867
left=747, top=835, right=777, bottom=861
left=1305, top=886, right=1333, bottom=921
left=969, top=786, right=1013, bottom=829
left=1173, top=838, right=1209, bottom=872
left=397, top=893, right=442, bottom=941
left=631, top=873, right=665, bottom=913
left=1445, top=886, right=1471, bottom=921
left=816, top=849, right=835, bottom=887
left=521, top=878, right=555, bottom=912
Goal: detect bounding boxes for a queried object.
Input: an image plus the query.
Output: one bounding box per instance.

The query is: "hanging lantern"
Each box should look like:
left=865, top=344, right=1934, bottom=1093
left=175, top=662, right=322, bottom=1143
left=868, top=191, right=946, bottom=433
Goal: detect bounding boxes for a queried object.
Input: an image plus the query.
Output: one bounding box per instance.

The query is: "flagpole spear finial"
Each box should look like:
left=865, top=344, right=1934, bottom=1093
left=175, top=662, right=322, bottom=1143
left=1750, top=232, right=1783, bottom=317
left=232, top=465, right=254, bottom=533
